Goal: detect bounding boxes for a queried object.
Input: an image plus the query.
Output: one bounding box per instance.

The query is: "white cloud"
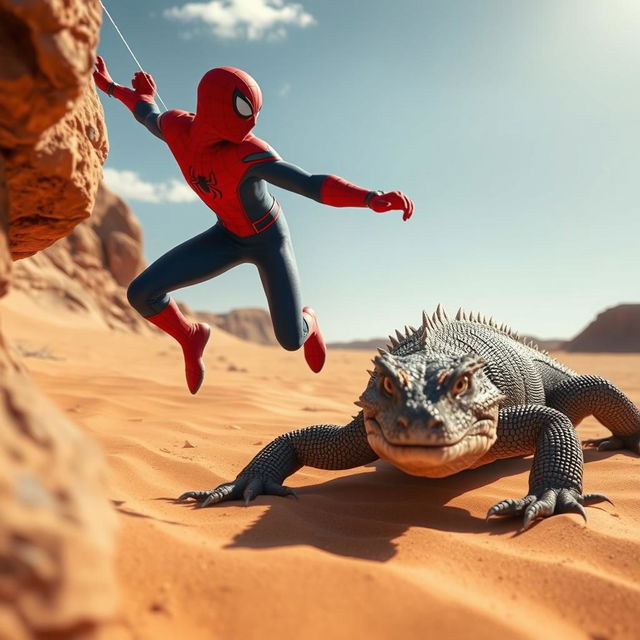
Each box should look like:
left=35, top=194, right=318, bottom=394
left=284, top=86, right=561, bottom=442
left=103, top=168, right=198, bottom=204
left=278, top=82, right=291, bottom=97
left=163, top=0, right=315, bottom=41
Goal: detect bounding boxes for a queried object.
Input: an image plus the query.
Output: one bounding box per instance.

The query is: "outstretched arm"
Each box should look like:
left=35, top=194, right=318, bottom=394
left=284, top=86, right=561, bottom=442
left=248, top=160, right=414, bottom=221
left=93, top=56, right=164, bottom=140
left=179, top=413, right=378, bottom=506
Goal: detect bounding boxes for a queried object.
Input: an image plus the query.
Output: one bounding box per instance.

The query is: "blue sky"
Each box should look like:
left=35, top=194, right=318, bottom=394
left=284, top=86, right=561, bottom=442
left=97, top=0, right=640, bottom=342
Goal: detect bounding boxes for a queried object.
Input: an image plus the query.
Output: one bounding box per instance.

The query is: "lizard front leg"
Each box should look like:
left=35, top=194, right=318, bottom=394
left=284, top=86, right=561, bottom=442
left=487, top=405, right=609, bottom=529
left=178, top=413, right=378, bottom=507
left=547, top=375, right=640, bottom=454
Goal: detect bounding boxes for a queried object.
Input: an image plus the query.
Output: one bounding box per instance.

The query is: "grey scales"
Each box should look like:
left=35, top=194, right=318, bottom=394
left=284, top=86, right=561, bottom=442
left=179, top=305, right=640, bottom=530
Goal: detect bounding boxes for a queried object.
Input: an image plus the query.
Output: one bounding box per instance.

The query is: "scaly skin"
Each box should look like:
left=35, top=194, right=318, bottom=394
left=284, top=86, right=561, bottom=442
left=179, top=306, right=640, bottom=530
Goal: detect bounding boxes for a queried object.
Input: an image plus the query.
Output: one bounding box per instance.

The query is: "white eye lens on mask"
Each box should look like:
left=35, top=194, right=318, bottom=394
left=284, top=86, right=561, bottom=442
left=234, top=92, right=253, bottom=118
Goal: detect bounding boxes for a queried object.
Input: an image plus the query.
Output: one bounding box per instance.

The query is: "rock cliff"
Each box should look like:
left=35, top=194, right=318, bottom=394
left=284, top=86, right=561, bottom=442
left=0, top=0, right=108, bottom=259
left=0, top=1, right=118, bottom=638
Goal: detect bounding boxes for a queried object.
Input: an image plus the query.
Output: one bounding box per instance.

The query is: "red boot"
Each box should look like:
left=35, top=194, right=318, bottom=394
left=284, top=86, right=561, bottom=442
left=302, top=306, right=326, bottom=373
left=146, top=299, right=211, bottom=394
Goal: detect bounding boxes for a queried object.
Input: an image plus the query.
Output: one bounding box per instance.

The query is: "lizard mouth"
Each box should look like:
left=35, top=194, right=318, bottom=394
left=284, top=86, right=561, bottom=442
left=364, top=415, right=497, bottom=478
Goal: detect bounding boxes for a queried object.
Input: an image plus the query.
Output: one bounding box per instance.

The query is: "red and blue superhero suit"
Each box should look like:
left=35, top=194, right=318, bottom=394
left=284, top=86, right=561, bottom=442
left=94, top=57, right=414, bottom=394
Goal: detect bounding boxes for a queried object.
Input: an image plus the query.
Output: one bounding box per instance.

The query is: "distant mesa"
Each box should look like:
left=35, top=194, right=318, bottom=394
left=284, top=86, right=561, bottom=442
left=327, top=306, right=640, bottom=354
left=186, top=306, right=277, bottom=346
left=565, top=304, right=640, bottom=353
left=328, top=338, right=389, bottom=351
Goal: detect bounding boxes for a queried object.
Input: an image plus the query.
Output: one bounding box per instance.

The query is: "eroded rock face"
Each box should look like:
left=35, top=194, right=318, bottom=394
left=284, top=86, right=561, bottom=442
left=0, top=0, right=108, bottom=259
left=0, top=0, right=102, bottom=147
left=12, top=183, right=149, bottom=331
left=566, top=304, right=640, bottom=352
left=92, top=183, right=145, bottom=287
left=0, top=1, right=118, bottom=637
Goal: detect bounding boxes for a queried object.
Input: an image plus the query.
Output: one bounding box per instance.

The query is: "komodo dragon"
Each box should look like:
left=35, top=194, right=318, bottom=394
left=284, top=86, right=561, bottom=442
left=179, top=306, right=640, bottom=529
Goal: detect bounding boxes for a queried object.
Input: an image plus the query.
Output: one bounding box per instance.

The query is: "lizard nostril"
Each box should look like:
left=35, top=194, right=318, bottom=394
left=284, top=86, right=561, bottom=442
left=397, top=416, right=409, bottom=430
left=428, top=418, right=443, bottom=431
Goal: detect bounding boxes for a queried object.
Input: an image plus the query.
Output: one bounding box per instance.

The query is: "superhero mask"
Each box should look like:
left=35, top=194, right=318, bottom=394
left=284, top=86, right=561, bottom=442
left=193, top=67, right=262, bottom=144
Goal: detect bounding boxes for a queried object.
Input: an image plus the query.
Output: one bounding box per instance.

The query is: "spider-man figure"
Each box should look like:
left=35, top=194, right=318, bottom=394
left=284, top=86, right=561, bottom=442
left=94, top=57, right=414, bottom=394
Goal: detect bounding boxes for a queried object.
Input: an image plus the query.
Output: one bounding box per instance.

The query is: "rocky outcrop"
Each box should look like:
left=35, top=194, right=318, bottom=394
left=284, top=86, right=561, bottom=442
left=12, top=183, right=149, bottom=332
left=92, top=183, right=145, bottom=286
left=566, top=304, right=640, bottom=352
left=0, top=350, right=117, bottom=640
left=0, top=1, right=118, bottom=638
left=196, top=307, right=278, bottom=345
left=0, top=0, right=108, bottom=259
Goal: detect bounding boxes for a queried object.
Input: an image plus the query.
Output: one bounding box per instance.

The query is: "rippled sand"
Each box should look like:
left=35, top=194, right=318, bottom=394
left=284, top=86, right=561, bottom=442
left=4, top=300, right=639, bottom=640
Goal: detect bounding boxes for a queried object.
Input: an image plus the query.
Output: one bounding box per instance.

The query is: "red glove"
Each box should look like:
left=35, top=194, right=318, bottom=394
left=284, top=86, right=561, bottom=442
left=93, top=56, right=114, bottom=93
left=321, top=175, right=414, bottom=221
left=93, top=56, right=155, bottom=113
left=368, top=191, right=414, bottom=221
left=131, top=71, right=157, bottom=100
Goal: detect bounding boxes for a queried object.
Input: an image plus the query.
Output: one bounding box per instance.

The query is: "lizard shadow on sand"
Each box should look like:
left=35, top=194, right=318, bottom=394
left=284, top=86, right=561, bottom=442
left=216, top=457, right=523, bottom=561
left=216, top=449, right=623, bottom=562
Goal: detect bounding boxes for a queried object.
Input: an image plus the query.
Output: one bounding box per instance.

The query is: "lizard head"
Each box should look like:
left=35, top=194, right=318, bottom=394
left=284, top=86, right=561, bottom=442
left=357, top=351, right=505, bottom=478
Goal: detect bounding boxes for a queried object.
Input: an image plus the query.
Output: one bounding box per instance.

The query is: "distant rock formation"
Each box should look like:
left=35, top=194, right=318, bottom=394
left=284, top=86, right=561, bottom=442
left=565, top=304, right=640, bottom=352
left=0, top=1, right=118, bottom=638
left=328, top=338, right=388, bottom=351
left=12, top=183, right=149, bottom=332
left=328, top=335, right=567, bottom=352
left=92, top=183, right=145, bottom=286
left=195, top=307, right=278, bottom=345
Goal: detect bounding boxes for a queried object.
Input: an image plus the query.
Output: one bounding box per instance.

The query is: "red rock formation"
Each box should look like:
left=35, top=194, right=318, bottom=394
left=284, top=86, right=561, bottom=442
left=12, top=183, right=149, bottom=332
left=92, top=183, right=145, bottom=286
left=565, top=304, right=640, bottom=352
left=0, top=350, right=117, bottom=640
left=0, top=1, right=118, bottom=637
left=196, top=307, right=278, bottom=345
left=0, top=0, right=108, bottom=259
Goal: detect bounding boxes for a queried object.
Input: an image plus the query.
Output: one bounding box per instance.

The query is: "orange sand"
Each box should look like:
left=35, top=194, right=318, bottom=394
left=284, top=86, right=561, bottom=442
left=3, top=294, right=640, bottom=640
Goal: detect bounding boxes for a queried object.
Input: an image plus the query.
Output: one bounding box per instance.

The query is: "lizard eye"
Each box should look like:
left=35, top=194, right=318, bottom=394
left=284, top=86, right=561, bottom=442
left=233, top=90, right=253, bottom=118
left=451, top=374, right=470, bottom=397
left=382, top=375, right=395, bottom=397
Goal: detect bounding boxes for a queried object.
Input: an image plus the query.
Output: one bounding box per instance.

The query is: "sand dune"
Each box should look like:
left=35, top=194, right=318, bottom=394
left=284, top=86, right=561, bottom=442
left=2, top=295, right=639, bottom=640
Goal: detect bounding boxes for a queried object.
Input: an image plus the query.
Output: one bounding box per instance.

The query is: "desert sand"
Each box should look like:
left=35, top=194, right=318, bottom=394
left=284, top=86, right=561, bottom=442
left=3, top=291, right=639, bottom=640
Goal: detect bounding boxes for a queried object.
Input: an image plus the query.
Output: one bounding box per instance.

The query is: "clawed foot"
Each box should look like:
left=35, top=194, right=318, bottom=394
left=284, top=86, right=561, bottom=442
left=486, top=488, right=612, bottom=530
left=177, top=475, right=297, bottom=508
left=583, top=432, right=640, bottom=454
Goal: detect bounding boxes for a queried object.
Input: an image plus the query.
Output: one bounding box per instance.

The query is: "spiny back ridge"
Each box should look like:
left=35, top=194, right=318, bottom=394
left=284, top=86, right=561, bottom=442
left=383, top=305, right=548, bottom=357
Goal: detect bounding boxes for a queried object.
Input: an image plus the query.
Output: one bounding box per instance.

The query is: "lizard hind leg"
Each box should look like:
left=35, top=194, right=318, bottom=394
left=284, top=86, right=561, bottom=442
left=547, top=375, right=640, bottom=454
left=583, top=433, right=640, bottom=454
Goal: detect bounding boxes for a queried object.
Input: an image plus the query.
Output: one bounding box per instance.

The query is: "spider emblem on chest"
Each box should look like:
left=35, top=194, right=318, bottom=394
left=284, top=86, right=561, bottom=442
left=188, top=167, right=223, bottom=199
